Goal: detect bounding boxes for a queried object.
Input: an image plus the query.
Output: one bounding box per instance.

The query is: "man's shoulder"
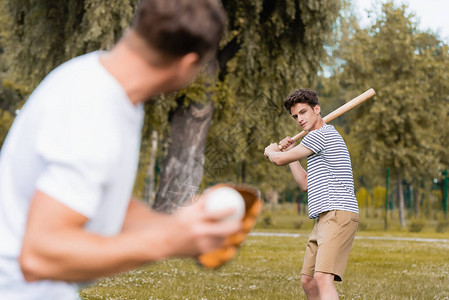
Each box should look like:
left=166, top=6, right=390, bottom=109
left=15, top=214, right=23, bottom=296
left=61, top=51, right=102, bottom=68
left=45, top=51, right=104, bottom=83
left=40, top=51, right=123, bottom=107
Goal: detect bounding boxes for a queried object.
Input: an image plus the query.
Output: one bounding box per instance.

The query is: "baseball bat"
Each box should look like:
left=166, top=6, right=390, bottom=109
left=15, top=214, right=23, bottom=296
left=285, top=88, right=376, bottom=143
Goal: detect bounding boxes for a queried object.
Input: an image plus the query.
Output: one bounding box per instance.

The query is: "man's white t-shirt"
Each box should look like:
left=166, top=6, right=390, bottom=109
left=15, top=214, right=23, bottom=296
left=0, top=51, right=144, bottom=299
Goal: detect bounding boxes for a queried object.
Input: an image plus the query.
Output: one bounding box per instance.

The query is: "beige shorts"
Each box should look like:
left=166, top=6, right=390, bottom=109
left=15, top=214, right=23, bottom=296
left=301, top=210, right=358, bottom=281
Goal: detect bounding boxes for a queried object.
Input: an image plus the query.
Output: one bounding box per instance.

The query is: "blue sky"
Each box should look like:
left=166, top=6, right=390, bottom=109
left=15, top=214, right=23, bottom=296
left=354, top=0, right=449, bottom=42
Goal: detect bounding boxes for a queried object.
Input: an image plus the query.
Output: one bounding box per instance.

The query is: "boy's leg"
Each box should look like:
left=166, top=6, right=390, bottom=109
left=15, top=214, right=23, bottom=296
left=301, top=274, right=320, bottom=300
left=313, top=210, right=358, bottom=298
left=313, top=272, right=338, bottom=300
left=301, top=221, right=319, bottom=299
left=315, top=210, right=358, bottom=281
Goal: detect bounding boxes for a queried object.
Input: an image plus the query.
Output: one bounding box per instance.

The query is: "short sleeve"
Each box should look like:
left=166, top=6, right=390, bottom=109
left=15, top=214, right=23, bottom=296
left=34, top=95, right=118, bottom=218
left=300, top=129, right=325, bottom=154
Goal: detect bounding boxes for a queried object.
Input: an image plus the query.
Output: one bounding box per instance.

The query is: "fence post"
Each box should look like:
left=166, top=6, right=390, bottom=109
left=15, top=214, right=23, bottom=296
left=443, top=170, right=448, bottom=219
left=384, top=167, right=390, bottom=229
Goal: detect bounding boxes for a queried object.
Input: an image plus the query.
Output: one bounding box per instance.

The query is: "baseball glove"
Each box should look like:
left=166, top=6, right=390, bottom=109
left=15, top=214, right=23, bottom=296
left=197, top=183, right=263, bottom=269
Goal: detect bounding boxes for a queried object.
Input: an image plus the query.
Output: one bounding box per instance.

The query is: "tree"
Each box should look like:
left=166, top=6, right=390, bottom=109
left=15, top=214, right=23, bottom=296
left=0, top=110, right=14, bottom=148
left=0, top=0, right=342, bottom=213
left=0, top=0, right=135, bottom=94
left=0, top=0, right=137, bottom=147
left=335, top=1, right=449, bottom=227
left=151, top=0, right=342, bottom=211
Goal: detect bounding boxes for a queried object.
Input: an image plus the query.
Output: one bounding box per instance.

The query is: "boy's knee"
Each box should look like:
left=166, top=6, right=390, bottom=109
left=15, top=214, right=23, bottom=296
left=301, top=274, right=315, bottom=289
left=313, top=272, right=334, bottom=285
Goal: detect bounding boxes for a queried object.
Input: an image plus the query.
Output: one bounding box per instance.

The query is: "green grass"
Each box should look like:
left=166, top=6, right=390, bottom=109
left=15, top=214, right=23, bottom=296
left=80, top=232, right=449, bottom=299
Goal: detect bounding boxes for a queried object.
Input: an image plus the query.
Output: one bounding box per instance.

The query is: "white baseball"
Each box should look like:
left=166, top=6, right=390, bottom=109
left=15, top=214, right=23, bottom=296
left=204, top=187, right=245, bottom=221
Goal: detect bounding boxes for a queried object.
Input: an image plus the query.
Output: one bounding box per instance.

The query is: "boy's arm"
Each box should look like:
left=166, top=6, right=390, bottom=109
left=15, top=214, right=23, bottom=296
left=288, top=161, right=308, bottom=192
left=19, top=190, right=239, bottom=282
left=264, top=137, right=310, bottom=191
left=264, top=143, right=313, bottom=166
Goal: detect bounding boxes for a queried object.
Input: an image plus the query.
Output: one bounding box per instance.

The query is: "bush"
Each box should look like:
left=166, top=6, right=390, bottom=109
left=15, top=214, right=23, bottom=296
left=356, top=187, right=371, bottom=210
left=262, top=214, right=273, bottom=227
left=372, top=186, right=386, bottom=209
left=436, top=221, right=449, bottom=233
left=357, top=221, right=367, bottom=231
left=293, top=220, right=303, bottom=229
left=408, top=221, right=425, bottom=233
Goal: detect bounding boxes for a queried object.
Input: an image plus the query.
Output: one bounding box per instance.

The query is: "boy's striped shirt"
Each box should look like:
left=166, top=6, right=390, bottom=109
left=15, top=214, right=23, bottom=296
left=300, top=124, right=358, bottom=219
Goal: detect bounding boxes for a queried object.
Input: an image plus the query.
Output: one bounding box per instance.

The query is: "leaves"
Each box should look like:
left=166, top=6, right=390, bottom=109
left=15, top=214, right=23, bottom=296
left=200, top=0, right=341, bottom=193
left=335, top=1, right=449, bottom=186
left=0, top=0, right=341, bottom=197
left=0, top=0, right=136, bottom=95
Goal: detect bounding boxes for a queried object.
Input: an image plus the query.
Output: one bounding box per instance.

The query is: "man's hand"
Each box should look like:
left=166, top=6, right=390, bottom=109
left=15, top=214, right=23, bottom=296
left=164, top=199, right=242, bottom=258
left=197, top=184, right=262, bottom=269
left=19, top=191, right=241, bottom=282
left=279, top=136, right=297, bottom=151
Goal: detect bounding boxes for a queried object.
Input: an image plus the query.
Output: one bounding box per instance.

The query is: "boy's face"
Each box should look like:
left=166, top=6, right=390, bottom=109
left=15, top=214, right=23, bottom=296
left=290, top=102, right=321, bottom=132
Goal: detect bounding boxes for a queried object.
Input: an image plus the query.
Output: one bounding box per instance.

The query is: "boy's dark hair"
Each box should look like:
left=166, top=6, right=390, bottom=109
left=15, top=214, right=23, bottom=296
left=132, top=0, right=227, bottom=61
left=283, top=89, right=320, bottom=113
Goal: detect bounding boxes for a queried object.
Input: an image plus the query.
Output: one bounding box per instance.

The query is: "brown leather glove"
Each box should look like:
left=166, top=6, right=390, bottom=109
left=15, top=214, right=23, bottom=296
left=197, top=183, right=263, bottom=269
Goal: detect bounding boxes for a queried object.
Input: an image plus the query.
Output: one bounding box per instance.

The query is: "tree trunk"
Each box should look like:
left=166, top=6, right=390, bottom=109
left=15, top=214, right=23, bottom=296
left=153, top=101, right=215, bottom=213
left=153, top=57, right=220, bottom=213
left=144, top=130, right=158, bottom=205
left=397, top=169, right=406, bottom=227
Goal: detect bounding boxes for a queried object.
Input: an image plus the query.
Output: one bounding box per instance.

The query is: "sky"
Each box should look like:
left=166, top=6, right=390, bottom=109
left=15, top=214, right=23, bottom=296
left=354, top=0, right=449, bottom=42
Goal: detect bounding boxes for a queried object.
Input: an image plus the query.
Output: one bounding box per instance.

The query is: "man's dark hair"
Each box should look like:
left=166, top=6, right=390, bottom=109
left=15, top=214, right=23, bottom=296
left=132, top=0, right=227, bottom=61
left=283, top=89, right=320, bottom=114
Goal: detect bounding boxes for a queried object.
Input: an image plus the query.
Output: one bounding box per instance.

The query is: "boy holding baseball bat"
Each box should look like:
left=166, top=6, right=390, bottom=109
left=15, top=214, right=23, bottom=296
left=264, top=88, right=359, bottom=300
left=0, top=1, right=242, bottom=299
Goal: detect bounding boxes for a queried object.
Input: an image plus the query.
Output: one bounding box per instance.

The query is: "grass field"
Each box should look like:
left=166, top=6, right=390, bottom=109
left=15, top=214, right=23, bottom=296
left=80, top=230, right=449, bottom=299
left=256, top=203, right=449, bottom=234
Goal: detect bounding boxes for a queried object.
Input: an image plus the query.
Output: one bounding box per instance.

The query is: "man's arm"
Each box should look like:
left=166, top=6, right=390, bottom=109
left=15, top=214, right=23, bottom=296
left=19, top=191, right=239, bottom=282
left=121, top=198, right=169, bottom=232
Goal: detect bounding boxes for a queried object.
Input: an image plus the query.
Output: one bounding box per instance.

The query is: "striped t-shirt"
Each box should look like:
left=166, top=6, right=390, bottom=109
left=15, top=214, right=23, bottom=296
left=300, top=124, right=358, bottom=219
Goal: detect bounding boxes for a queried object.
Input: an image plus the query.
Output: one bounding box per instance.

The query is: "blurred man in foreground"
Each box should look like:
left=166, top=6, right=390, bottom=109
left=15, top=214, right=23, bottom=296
left=0, top=1, right=239, bottom=299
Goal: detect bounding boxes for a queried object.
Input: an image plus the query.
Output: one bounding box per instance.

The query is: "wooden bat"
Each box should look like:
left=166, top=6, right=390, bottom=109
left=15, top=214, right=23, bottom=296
left=281, top=88, right=376, bottom=145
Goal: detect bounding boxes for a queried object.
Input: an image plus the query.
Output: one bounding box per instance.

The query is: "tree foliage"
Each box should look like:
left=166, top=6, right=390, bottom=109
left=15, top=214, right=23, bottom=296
left=336, top=1, right=449, bottom=184
left=0, top=0, right=137, bottom=148
left=330, top=1, right=449, bottom=226
left=1, top=0, right=447, bottom=220
left=1, top=0, right=342, bottom=204
left=200, top=0, right=341, bottom=193
left=0, top=0, right=135, bottom=95
left=0, top=110, right=13, bottom=148
left=137, top=0, right=343, bottom=203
